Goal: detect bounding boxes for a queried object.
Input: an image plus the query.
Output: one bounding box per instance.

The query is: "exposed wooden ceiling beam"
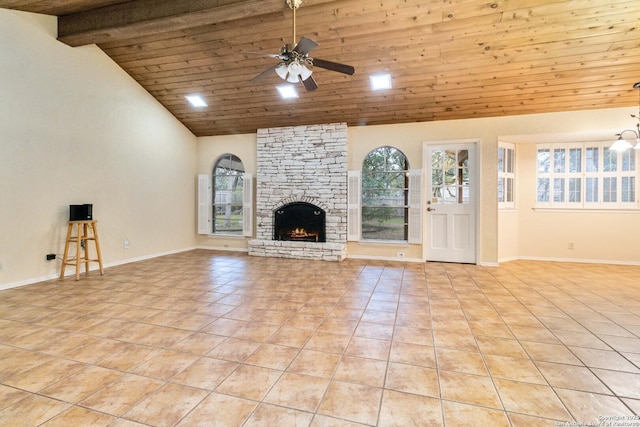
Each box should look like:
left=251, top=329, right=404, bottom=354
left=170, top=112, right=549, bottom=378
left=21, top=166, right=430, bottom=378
left=58, top=0, right=337, bottom=47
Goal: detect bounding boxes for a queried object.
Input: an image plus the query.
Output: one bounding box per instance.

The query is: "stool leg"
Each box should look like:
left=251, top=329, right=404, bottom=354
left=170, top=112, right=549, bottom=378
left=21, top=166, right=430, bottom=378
left=60, top=223, right=73, bottom=279
left=75, top=223, right=82, bottom=281
left=82, top=222, right=90, bottom=276
left=92, top=222, right=104, bottom=275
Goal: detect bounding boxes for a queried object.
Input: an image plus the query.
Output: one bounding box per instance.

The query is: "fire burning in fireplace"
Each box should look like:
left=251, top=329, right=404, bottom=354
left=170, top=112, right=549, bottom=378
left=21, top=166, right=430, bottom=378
left=273, top=202, right=326, bottom=242
left=288, top=228, right=319, bottom=242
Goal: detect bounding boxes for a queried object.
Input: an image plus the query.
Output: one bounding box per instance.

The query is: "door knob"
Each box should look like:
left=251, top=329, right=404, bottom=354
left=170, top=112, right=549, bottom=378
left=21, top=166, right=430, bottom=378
left=427, top=207, right=436, bottom=212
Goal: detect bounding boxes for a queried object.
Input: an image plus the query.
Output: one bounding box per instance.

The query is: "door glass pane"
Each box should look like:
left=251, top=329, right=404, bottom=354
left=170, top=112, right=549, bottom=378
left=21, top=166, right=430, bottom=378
left=461, top=186, right=470, bottom=204
left=432, top=149, right=471, bottom=205
left=432, top=169, right=443, bottom=186
left=443, top=187, right=457, bottom=203
left=458, top=149, right=469, bottom=168
left=432, top=150, right=444, bottom=168
left=445, top=150, right=457, bottom=168
left=444, top=168, right=456, bottom=185
left=461, top=167, right=470, bottom=186
left=432, top=186, right=443, bottom=203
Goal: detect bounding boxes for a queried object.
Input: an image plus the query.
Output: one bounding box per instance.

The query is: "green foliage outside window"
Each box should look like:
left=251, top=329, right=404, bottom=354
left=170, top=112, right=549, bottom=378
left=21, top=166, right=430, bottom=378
left=361, top=146, right=409, bottom=240
left=213, top=154, right=244, bottom=234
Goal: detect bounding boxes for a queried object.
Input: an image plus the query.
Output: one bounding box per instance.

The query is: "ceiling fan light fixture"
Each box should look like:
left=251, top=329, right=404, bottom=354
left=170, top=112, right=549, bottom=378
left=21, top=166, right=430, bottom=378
left=286, top=61, right=304, bottom=83
left=299, top=64, right=313, bottom=81
left=610, top=137, right=633, bottom=152
left=611, top=82, right=640, bottom=151
left=275, top=63, right=288, bottom=80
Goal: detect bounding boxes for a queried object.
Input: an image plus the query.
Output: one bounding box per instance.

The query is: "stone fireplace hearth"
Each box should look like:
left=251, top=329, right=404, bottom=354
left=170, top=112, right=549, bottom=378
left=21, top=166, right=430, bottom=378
left=248, top=123, right=347, bottom=261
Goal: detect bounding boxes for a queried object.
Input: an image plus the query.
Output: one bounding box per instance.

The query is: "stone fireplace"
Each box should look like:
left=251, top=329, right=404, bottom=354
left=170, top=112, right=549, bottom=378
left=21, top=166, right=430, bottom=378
left=248, top=123, right=347, bottom=261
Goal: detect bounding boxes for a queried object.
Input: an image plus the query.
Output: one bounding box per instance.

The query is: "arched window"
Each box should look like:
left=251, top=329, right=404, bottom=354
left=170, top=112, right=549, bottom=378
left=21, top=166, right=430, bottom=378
left=212, top=154, right=245, bottom=235
left=361, top=146, right=409, bottom=241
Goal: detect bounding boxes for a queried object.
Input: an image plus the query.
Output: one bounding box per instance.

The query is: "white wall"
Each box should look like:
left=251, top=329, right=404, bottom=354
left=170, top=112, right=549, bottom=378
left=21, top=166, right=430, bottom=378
left=0, top=10, right=198, bottom=288
left=514, top=143, right=640, bottom=265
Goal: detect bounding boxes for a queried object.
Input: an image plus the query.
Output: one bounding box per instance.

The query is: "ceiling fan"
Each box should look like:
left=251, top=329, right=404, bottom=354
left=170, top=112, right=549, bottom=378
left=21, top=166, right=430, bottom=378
left=249, top=0, right=355, bottom=91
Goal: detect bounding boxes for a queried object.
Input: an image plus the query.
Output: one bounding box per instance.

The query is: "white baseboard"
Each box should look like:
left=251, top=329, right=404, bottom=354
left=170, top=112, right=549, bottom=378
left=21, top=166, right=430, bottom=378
left=0, top=274, right=61, bottom=291
left=346, top=254, right=423, bottom=263
left=477, top=261, right=500, bottom=267
left=0, top=246, right=198, bottom=291
left=513, top=255, right=640, bottom=266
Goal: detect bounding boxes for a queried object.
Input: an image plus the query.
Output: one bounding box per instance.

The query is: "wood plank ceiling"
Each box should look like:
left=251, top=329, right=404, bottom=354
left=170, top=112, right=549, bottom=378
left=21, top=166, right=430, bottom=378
left=2, top=0, right=640, bottom=137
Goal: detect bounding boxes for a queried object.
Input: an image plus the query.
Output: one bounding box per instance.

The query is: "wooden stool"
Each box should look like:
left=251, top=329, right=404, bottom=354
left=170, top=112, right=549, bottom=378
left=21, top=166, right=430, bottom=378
left=60, top=220, right=104, bottom=280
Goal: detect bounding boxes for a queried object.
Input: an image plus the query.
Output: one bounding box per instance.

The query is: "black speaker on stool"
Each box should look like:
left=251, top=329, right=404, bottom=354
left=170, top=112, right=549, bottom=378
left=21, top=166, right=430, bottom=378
left=69, top=204, right=93, bottom=221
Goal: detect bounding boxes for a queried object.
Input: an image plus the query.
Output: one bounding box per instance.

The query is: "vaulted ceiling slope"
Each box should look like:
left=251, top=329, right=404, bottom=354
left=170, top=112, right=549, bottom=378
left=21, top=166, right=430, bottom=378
left=2, top=0, right=640, bottom=136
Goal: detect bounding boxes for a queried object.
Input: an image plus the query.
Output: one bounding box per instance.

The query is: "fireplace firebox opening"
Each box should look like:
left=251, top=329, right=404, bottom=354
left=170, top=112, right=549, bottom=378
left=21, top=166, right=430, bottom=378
left=274, top=202, right=326, bottom=242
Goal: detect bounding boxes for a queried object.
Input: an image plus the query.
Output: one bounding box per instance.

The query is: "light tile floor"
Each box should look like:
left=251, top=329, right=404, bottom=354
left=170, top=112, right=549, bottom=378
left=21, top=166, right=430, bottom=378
left=1, top=250, right=639, bottom=426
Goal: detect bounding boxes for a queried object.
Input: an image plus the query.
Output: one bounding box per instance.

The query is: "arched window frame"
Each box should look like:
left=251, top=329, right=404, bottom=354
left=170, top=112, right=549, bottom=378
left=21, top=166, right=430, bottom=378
left=348, top=146, right=421, bottom=243
left=197, top=154, right=253, bottom=236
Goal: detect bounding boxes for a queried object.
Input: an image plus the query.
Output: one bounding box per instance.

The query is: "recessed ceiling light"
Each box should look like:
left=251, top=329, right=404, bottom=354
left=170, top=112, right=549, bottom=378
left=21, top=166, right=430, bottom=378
left=277, top=85, right=299, bottom=99
left=370, top=73, right=392, bottom=91
left=185, top=95, right=208, bottom=107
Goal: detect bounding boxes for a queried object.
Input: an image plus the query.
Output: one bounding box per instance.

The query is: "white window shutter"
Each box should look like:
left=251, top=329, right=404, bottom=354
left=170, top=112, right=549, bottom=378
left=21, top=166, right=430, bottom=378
left=197, top=174, right=212, bottom=234
left=242, top=173, right=253, bottom=237
left=347, top=170, right=361, bottom=241
left=408, top=169, right=422, bottom=244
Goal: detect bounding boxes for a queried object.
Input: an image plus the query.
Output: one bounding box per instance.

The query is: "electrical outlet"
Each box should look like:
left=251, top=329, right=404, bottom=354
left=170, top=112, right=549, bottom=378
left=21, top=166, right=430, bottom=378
left=124, top=239, right=129, bottom=249
left=46, top=254, right=56, bottom=261
left=397, top=252, right=405, bottom=258
left=568, top=242, right=574, bottom=250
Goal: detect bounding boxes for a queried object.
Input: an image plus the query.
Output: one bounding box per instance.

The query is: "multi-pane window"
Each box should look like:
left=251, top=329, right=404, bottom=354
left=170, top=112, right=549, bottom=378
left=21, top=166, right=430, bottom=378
left=431, top=149, right=470, bottom=204
left=536, top=142, right=638, bottom=209
left=212, top=154, right=245, bottom=234
left=361, top=146, right=409, bottom=241
left=498, top=142, right=515, bottom=208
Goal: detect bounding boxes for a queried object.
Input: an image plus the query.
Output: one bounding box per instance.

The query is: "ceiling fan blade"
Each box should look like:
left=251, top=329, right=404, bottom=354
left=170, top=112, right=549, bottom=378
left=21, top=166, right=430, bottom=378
left=242, top=51, right=282, bottom=59
left=312, top=58, right=355, bottom=75
left=251, top=64, right=280, bottom=83
left=293, top=37, right=318, bottom=55
left=302, top=75, right=319, bottom=91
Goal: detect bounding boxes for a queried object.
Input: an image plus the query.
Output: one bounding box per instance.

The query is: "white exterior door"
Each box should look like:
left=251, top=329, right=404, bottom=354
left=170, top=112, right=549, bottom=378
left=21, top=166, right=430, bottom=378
left=423, top=142, right=477, bottom=263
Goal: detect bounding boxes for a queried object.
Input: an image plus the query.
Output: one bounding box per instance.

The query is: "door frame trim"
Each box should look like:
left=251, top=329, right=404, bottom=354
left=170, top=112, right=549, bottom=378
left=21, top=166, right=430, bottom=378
left=421, top=139, right=480, bottom=264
